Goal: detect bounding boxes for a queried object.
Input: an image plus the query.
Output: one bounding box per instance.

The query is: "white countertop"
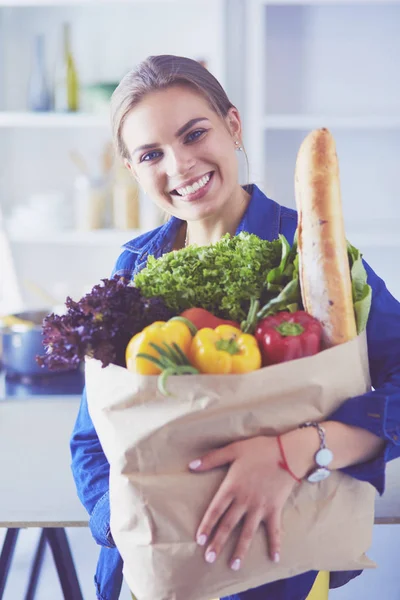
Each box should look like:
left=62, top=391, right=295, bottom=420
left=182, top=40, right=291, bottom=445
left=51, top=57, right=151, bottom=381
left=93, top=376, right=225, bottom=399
left=0, top=396, right=399, bottom=528
left=0, top=397, right=88, bottom=527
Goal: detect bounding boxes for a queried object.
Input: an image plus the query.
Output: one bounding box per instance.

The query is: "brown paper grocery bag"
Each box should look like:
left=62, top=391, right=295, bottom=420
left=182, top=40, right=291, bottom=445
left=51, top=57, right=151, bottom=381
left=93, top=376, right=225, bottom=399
left=86, top=332, right=376, bottom=600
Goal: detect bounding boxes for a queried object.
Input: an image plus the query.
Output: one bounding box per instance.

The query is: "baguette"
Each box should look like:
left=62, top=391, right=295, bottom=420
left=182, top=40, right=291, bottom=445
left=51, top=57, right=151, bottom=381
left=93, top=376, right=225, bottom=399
left=294, top=128, right=357, bottom=347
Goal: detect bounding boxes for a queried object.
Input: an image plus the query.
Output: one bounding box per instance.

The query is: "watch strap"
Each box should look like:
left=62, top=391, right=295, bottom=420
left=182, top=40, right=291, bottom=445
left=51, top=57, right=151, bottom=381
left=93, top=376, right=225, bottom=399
left=300, top=422, right=333, bottom=481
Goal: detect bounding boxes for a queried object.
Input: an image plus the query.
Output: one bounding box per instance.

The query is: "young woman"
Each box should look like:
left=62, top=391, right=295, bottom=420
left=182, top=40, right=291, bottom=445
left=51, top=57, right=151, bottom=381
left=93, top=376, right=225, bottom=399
left=70, top=55, right=400, bottom=600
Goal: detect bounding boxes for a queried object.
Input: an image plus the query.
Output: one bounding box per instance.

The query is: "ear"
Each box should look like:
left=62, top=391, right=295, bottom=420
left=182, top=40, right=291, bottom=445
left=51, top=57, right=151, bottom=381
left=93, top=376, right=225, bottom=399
left=124, top=158, right=139, bottom=182
left=225, top=107, right=243, bottom=144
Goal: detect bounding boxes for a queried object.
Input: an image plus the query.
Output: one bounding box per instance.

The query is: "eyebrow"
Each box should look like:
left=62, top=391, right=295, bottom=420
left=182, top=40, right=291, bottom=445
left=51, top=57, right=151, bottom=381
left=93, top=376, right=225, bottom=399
left=176, top=117, right=208, bottom=137
left=132, top=117, right=209, bottom=157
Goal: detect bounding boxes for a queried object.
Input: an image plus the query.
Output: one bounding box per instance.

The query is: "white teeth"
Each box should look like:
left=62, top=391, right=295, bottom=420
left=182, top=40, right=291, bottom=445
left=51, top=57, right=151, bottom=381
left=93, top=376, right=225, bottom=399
left=176, top=173, right=210, bottom=197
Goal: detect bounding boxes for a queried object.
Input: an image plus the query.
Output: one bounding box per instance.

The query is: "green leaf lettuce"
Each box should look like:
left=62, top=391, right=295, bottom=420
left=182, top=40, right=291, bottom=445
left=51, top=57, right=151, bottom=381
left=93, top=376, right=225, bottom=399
left=134, top=232, right=282, bottom=322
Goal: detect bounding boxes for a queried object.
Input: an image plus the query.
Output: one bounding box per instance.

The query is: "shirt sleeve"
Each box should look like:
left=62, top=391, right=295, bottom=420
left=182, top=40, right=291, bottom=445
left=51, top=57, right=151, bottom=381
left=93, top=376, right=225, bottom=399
left=328, top=260, right=400, bottom=495
left=69, top=249, right=139, bottom=547
left=70, top=388, right=115, bottom=548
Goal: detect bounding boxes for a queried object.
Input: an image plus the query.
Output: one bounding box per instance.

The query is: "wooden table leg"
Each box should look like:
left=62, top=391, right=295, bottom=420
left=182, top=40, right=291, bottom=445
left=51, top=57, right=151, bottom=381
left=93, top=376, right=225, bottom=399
left=0, top=527, right=83, bottom=600
left=25, top=530, right=47, bottom=600
left=0, top=528, right=20, bottom=599
left=44, top=528, right=83, bottom=600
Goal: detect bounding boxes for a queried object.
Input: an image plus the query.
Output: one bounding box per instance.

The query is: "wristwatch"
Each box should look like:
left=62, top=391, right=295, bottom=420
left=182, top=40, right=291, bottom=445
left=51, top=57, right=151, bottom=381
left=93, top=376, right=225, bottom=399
left=300, top=422, right=333, bottom=483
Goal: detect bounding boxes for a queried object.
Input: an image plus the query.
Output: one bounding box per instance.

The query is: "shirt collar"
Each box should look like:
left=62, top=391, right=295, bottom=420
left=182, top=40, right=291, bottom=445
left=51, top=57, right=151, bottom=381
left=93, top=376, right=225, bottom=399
left=237, top=184, right=281, bottom=241
left=122, top=184, right=281, bottom=261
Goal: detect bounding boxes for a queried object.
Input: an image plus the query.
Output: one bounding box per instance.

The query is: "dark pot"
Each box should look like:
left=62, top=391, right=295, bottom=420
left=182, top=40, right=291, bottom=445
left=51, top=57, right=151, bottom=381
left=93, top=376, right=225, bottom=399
left=0, top=309, right=56, bottom=376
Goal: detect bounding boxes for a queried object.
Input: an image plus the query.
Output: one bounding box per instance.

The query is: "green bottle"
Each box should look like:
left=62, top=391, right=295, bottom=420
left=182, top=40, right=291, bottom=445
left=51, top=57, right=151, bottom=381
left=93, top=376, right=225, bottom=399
left=54, top=22, right=79, bottom=112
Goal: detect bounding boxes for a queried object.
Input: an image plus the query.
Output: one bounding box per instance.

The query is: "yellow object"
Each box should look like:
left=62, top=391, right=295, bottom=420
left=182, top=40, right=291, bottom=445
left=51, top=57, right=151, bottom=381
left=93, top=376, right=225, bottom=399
left=113, top=159, right=140, bottom=230
left=306, top=571, right=330, bottom=600
left=65, top=24, right=79, bottom=112
left=132, top=571, right=328, bottom=600
left=207, top=570, right=329, bottom=600
left=0, top=315, right=35, bottom=329
left=190, top=324, right=262, bottom=374
left=125, top=320, right=193, bottom=374
left=54, top=23, right=79, bottom=112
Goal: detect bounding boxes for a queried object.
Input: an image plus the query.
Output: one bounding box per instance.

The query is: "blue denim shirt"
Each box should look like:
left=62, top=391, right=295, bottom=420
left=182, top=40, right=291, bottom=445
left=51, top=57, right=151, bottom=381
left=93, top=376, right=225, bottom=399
left=70, top=184, right=400, bottom=600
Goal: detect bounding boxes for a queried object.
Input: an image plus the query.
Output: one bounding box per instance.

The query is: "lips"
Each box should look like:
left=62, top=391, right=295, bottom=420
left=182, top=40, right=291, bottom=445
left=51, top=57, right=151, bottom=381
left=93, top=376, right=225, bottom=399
left=170, top=171, right=213, bottom=196
left=169, top=171, right=215, bottom=203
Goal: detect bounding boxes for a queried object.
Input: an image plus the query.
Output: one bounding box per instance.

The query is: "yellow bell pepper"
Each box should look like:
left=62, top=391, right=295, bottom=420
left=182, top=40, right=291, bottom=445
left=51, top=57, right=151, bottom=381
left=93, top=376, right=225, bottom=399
left=190, top=325, right=261, bottom=374
left=125, top=320, right=193, bottom=374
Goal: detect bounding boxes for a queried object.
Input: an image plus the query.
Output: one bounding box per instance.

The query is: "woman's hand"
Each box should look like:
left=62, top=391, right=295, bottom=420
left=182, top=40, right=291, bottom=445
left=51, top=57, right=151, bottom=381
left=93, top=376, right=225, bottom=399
left=188, top=435, right=300, bottom=571
left=188, top=421, right=385, bottom=571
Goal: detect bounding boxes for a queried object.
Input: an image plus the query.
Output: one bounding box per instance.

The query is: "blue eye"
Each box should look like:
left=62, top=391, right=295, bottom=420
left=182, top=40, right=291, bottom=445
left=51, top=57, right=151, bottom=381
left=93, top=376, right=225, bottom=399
left=186, top=129, right=206, bottom=143
left=140, top=150, right=162, bottom=163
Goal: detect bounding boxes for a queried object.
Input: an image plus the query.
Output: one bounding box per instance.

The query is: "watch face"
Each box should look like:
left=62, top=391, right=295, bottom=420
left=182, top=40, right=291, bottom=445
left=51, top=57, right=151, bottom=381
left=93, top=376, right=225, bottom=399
left=307, top=468, right=331, bottom=483
left=316, top=448, right=333, bottom=467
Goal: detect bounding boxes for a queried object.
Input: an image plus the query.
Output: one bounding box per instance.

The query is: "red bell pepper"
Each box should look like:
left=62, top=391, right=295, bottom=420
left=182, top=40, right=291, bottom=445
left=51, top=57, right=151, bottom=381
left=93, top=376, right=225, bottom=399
left=255, top=311, right=323, bottom=366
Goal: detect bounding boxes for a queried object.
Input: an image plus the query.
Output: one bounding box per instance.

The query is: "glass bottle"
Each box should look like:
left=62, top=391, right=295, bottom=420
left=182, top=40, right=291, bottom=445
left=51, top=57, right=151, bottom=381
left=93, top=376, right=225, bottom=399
left=112, top=161, right=140, bottom=230
left=54, top=23, right=79, bottom=112
left=27, top=34, right=51, bottom=112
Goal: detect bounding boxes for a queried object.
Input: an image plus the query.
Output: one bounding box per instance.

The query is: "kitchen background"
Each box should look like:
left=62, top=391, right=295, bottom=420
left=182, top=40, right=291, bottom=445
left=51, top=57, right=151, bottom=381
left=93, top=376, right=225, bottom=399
left=0, top=0, right=399, bottom=598
left=1, top=0, right=400, bottom=315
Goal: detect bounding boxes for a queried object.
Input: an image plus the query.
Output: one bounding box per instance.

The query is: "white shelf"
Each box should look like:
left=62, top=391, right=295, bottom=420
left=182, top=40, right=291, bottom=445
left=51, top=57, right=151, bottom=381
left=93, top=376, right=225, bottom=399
left=8, top=227, right=400, bottom=249
left=262, top=0, right=400, bottom=5
left=346, top=220, right=400, bottom=248
left=263, top=115, right=400, bottom=130
left=8, top=228, right=143, bottom=246
left=2, top=0, right=399, bottom=4
left=347, top=233, right=400, bottom=249
left=0, top=0, right=176, bottom=5
left=5, top=113, right=398, bottom=131
left=0, top=112, right=109, bottom=128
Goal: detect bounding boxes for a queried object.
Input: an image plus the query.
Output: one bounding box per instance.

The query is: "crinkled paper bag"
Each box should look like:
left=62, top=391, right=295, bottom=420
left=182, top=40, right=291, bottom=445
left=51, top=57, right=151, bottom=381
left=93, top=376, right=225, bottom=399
left=86, top=331, right=376, bottom=600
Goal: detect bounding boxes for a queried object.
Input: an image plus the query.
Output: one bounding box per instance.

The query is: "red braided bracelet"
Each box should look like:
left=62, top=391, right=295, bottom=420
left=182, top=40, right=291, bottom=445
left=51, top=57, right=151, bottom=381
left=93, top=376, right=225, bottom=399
left=277, top=435, right=302, bottom=484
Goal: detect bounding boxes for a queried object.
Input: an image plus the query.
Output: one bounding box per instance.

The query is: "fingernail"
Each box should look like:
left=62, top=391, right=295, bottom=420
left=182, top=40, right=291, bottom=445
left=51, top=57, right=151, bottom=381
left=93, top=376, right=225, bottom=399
left=205, top=550, right=216, bottom=564
left=197, top=534, right=207, bottom=546
left=273, top=552, right=280, bottom=563
left=189, top=459, right=202, bottom=470
left=231, top=558, right=241, bottom=571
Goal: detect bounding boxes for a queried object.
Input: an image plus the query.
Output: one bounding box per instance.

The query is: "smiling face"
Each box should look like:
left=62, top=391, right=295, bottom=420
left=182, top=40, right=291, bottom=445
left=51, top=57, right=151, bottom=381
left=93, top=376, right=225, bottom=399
left=122, top=85, right=243, bottom=222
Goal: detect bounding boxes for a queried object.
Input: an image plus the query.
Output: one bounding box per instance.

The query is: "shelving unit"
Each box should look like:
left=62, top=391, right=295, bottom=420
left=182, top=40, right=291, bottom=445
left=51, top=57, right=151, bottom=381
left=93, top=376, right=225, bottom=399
left=0, top=0, right=177, bottom=5
left=262, top=0, right=400, bottom=4
left=0, top=111, right=109, bottom=127
left=0, top=0, right=234, bottom=310
left=10, top=226, right=397, bottom=249
left=344, top=217, right=400, bottom=249
left=244, top=0, right=400, bottom=222
left=1, top=0, right=399, bottom=307
left=244, top=0, right=400, bottom=300
left=8, top=228, right=143, bottom=246
left=0, top=0, right=229, bottom=211
left=262, top=115, right=400, bottom=130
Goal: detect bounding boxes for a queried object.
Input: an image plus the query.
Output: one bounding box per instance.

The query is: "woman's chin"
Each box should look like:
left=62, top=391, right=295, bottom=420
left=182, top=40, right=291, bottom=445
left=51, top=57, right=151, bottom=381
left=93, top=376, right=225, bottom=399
left=182, top=197, right=220, bottom=221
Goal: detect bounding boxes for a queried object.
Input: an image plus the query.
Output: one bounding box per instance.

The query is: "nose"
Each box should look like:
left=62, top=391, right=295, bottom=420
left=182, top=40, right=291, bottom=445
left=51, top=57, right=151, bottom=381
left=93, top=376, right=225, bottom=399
left=165, top=146, right=196, bottom=178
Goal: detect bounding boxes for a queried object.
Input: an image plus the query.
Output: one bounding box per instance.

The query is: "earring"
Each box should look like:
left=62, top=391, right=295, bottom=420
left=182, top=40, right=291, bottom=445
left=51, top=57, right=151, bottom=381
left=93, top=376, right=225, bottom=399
left=235, top=140, right=243, bottom=152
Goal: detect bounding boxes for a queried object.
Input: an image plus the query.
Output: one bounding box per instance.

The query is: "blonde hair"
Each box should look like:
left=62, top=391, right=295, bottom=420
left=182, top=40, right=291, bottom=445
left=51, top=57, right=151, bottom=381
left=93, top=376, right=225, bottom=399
left=111, top=55, right=241, bottom=161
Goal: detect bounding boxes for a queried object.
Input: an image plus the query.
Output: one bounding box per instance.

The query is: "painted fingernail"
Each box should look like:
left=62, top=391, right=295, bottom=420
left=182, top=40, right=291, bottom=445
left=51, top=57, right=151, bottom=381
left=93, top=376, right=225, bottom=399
left=189, top=459, right=202, bottom=470
left=273, top=552, right=280, bottom=563
left=205, top=550, right=216, bottom=564
left=197, top=534, right=207, bottom=546
left=231, top=558, right=241, bottom=571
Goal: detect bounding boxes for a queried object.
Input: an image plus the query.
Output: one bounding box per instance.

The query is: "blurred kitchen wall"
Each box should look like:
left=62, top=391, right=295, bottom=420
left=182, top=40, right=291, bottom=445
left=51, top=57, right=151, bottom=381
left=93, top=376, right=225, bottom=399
left=1, top=0, right=399, bottom=315
left=0, top=0, right=228, bottom=313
